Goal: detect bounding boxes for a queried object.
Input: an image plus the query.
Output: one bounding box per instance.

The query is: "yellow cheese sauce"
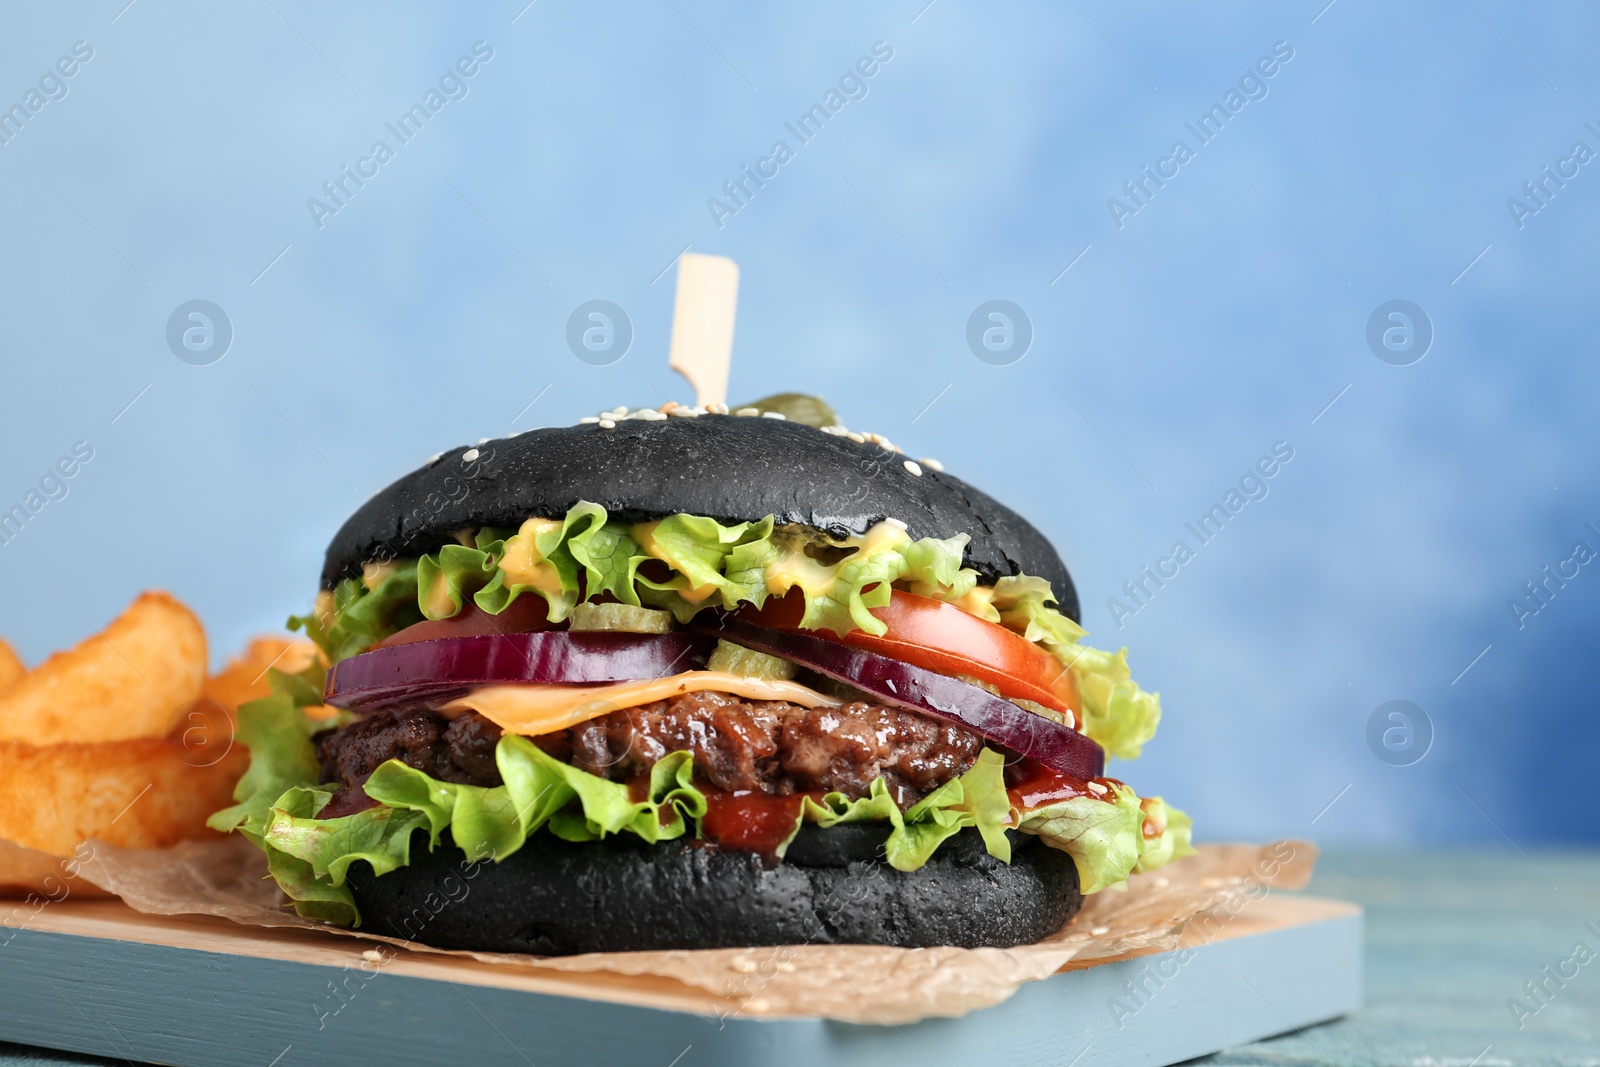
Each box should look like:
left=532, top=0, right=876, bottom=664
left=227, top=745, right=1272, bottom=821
left=360, top=560, right=401, bottom=590
left=497, top=517, right=569, bottom=598
left=763, top=520, right=910, bottom=598
left=421, top=573, right=457, bottom=620
left=631, top=519, right=726, bottom=603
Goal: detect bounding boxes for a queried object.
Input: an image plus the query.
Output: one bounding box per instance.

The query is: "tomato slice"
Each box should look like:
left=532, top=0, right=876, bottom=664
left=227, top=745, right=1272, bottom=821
left=378, top=597, right=558, bottom=648
left=738, top=589, right=1078, bottom=715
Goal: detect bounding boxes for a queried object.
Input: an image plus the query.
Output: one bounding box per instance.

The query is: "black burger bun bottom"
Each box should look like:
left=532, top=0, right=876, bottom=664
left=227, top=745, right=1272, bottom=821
left=323, top=414, right=1078, bottom=620
left=346, top=826, right=1083, bottom=955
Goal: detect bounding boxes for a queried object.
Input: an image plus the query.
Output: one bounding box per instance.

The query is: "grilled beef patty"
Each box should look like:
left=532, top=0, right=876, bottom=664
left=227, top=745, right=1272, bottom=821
left=316, top=691, right=985, bottom=815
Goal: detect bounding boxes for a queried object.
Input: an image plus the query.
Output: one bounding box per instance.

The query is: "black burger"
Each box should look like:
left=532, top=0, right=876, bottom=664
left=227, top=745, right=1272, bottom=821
left=211, top=397, right=1191, bottom=954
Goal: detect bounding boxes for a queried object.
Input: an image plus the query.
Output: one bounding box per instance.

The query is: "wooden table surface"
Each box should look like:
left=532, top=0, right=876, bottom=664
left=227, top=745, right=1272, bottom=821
left=3, top=849, right=1595, bottom=1067
left=1204, top=849, right=1600, bottom=1066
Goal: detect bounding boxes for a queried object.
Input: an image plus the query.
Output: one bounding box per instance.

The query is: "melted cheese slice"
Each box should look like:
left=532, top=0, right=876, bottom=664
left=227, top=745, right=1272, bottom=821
left=442, top=671, right=841, bottom=737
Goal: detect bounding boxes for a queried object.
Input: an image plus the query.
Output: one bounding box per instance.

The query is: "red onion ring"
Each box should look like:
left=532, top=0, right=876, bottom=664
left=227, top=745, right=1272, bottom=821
left=324, top=632, right=716, bottom=712
left=697, top=619, right=1105, bottom=780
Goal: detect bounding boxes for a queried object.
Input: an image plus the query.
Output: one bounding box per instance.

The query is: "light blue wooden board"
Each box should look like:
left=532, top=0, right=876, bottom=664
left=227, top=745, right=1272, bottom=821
left=9, top=849, right=1595, bottom=1065
left=1201, top=849, right=1600, bottom=1067
left=0, top=900, right=1358, bottom=1067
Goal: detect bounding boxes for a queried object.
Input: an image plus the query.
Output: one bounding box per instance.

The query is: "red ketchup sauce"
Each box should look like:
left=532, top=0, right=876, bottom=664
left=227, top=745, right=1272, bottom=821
left=699, top=790, right=804, bottom=860
left=1005, top=760, right=1127, bottom=815
left=317, top=785, right=379, bottom=819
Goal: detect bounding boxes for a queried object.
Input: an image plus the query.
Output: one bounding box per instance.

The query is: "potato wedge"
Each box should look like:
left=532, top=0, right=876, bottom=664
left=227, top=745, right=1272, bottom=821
left=0, top=640, right=23, bottom=693
left=202, top=636, right=319, bottom=718
left=0, top=591, right=206, bottom=745
left=0, top=737, right=246, bottom=857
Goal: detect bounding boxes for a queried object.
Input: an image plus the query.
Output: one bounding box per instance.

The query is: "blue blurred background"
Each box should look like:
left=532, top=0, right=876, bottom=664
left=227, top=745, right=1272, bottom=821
left=0, top=2, right=1593, bottom=848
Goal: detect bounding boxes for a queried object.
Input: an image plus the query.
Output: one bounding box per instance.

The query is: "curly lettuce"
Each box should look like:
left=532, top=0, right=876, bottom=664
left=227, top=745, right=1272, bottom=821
left=211, top=680, right=1193, bottom=925
left=289, top=502, right=1163, bottom=760
left=987, top=576, right=1163, bottom=761
left=1133, top=795, right=1195, bottom=875
left=289, top=562, right=423, bottom=665
left=1013, top=787, right=1195, bottom=893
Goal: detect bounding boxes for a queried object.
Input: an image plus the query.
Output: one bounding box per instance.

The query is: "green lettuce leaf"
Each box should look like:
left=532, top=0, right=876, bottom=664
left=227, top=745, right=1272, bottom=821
left=566, top=517, right=648, bottom=606
left=361, top=759, right=534, bottom=863
left=289, top=563, right=423, bottom=664
left=206, top=661, right=333, bottom=845
left=788, top=748, right=1014, bottom=871
left=634, top=514, right=776, bottom=622
left=359, top=745, right=1021, bottom=884
left=894, top=746, right=1013, bottom=868
left=1014, top=784, right=1195, bottom=893
left=1134, top=795, right=1195, bottom=874
left=799, top=777, right=902, bottom=835
left=1014, top=788, right=1144, bottom=894
left=254, top=788, right=429, bottom=927
left=722, top=530, right=782, bottom=606
left=267, top=661, right=328, bottom=709
left=989, top=575, right=1162, bottom=761
left=793, top=528, right=944, bottom=637
left=417, top=541, right=502, bottom=620
left=206, top=663, right=384, bottom=925
left=264, top=786, right=429, bottom=886
left=264, top=837, right=367, bottom=926
left=363, top=737, right=705, bottom=859
left=475, top=505, right=608, bottom=621
left=899, top=534, right=979, bottom=604
left=1062, top=646, right=1163, bottom=762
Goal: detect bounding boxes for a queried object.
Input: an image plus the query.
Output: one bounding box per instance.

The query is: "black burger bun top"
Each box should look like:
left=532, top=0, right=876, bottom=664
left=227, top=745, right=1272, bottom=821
left=323, top=414, right=1079, bottom=620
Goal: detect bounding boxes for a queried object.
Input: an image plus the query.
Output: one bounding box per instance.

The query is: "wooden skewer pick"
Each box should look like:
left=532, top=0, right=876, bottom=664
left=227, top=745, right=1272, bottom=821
left=668, top=253, right=739, bottom=409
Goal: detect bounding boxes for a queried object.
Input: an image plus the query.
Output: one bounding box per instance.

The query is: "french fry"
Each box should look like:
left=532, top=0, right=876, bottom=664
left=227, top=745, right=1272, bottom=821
left=0, top=591, right=206, bottom=745
left=0, top=737, right=246, bottom=858
left=0, top=640, right=23, bottom=693
left=202, top=636, right=318, bottom=718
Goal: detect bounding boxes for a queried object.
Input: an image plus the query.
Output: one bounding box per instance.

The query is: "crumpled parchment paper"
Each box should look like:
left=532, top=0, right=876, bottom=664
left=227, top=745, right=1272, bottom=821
left=61, top=835, right=1316, bottom=1024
